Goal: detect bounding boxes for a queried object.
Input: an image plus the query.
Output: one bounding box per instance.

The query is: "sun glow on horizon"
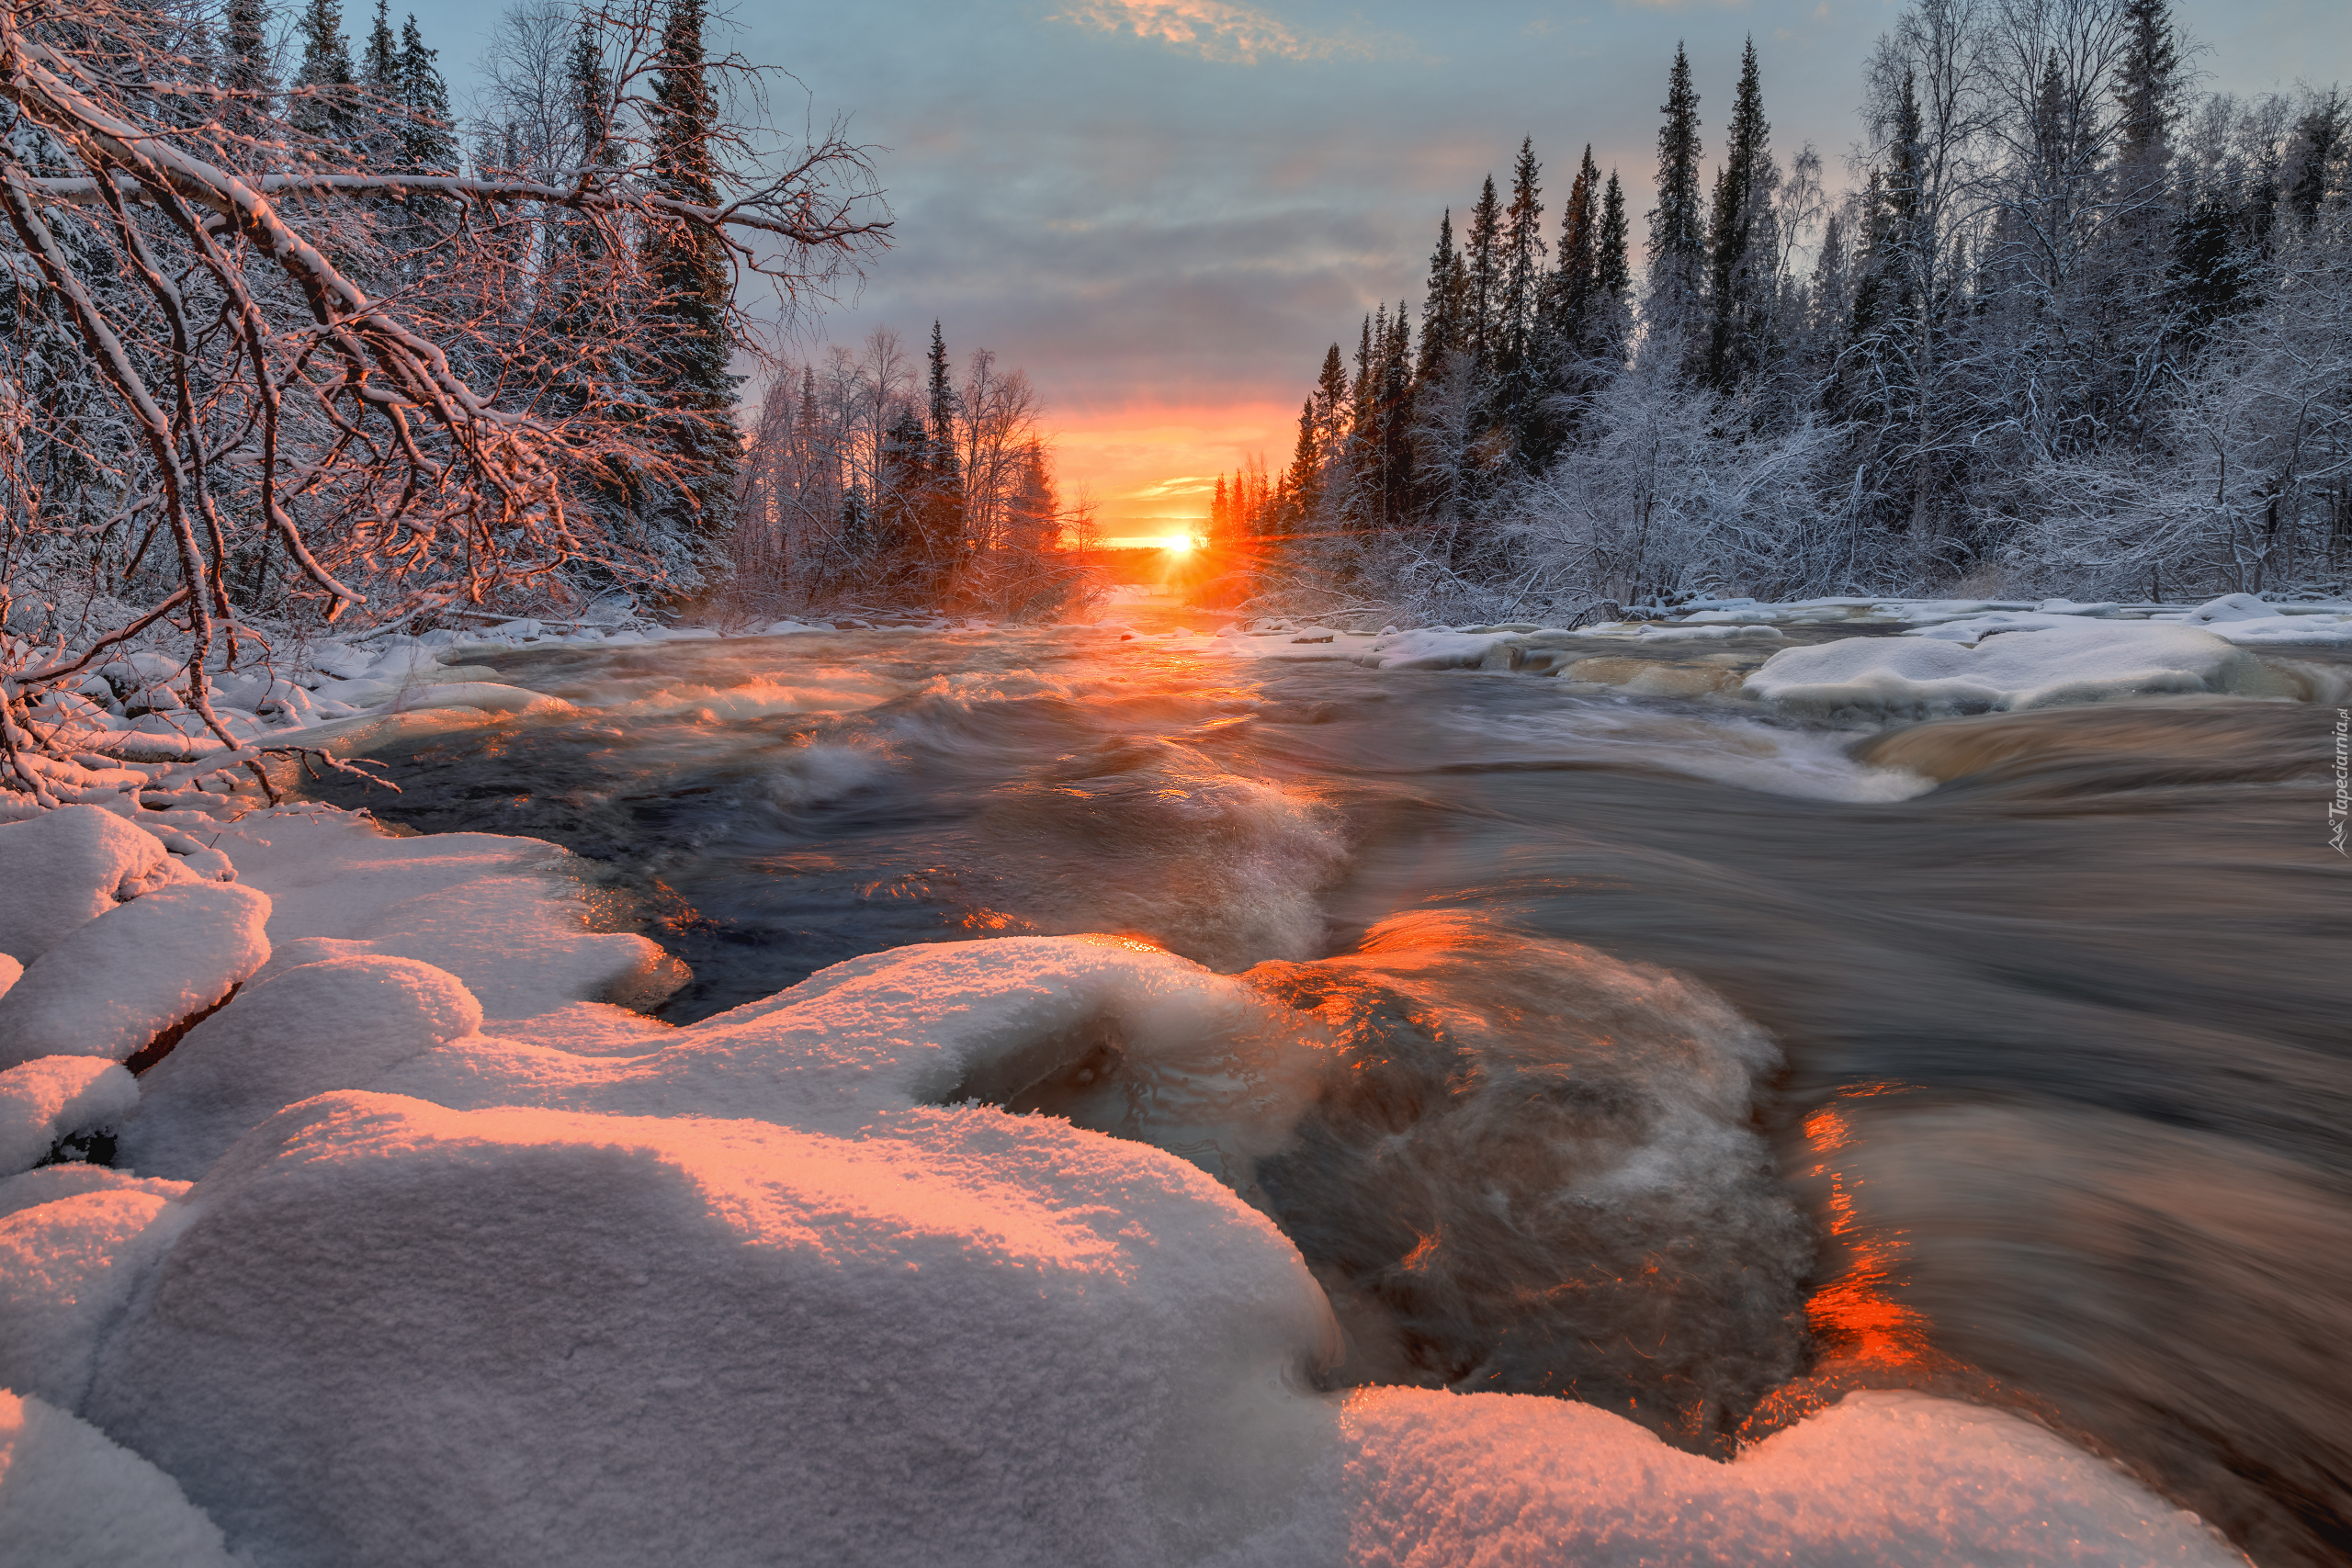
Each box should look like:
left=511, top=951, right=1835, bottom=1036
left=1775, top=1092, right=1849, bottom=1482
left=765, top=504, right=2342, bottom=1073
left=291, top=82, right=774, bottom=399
left=1100, top=533, right=1203, bottom=552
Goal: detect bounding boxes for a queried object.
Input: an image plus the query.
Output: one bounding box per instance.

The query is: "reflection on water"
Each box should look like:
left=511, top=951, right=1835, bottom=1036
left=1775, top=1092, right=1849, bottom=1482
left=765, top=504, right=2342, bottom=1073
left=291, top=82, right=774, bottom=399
left=297, top=626, right=2352, bottom=1566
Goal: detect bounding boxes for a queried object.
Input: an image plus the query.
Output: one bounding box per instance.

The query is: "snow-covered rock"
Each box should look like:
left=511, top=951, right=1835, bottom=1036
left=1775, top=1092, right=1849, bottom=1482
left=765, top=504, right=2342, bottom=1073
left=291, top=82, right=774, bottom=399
left=211, top=813, right=665, bottom=1022
left=0, top=1056, right=139, bottom=1175
left=119, top=955, right=483, bottom=1180
left=0, top=805, right=187, bottom=965
left=2183, top=592, right=2280, bottom=624
left=1337, top=1383, right=2238, bottom=1567
left=0, top=1183, right=194, bottom=1409
left=0, top=1390, right=243, bottom=1568
left=0, top=883, right=271, bottom=1068
left=1745, top=622, right=2273, bottom=719
left=84, top=1089, right=1338, bottom=1568
left=0, top=1164, right=188, bottom=1222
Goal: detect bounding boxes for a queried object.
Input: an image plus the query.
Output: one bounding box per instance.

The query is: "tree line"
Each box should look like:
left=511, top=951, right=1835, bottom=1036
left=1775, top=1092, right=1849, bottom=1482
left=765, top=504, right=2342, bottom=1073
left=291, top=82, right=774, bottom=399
left=1217, top=1, right=2352, bottom=615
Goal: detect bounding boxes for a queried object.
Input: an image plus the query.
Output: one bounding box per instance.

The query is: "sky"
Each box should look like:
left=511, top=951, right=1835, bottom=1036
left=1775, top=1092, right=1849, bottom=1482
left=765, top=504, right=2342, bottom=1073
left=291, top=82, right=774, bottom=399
left=394, top=0, right=2348, bottom=537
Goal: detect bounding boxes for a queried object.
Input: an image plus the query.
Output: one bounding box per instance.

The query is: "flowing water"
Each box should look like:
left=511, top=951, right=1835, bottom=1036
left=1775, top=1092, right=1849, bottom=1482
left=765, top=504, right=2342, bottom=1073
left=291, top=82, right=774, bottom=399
left=296, top=622, right=2352, bottom=1568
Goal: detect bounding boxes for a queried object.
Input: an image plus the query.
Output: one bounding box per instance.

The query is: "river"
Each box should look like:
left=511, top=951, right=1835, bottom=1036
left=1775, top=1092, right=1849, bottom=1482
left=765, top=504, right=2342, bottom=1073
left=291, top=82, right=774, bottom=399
left=295, top=615, right=2352, bottom=1568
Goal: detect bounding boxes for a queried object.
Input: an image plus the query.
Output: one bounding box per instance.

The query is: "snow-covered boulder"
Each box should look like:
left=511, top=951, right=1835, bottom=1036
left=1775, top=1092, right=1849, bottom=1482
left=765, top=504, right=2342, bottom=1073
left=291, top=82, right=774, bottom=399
left=0, top=805, right=190, bottom=965
left=212, top=815, right=664, bottom=1021
left=0, top=1182, right=194, bottom=1409
left=0, top=883, right=271, bottom=1068
left=0, top=1056, right=139, bottom=1175
left=1337, top=1383, right=2239, bottom=1567
left=119, top=954, right=483, bottom=1179
left=2183, top=592, right=2279, bottom=624
left=1745, top=622, right=2272, bottom=719
left=84, top=1090, right=1338, bottom=1568
left=0, top=1164, right=188, bottom=1222
left=0, top=1390, right=243, bottom=1568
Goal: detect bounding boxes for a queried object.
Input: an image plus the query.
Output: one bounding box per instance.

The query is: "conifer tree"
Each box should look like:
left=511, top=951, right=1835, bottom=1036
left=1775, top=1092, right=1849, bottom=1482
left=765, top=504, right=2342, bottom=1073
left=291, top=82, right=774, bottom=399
left=288, top=0, right=356, bottom=143
left=1648, top=43, right=1705, bottom=337
left=1598, top=170, right=1634, bottom=332
left=2113, top=0, right=2179, bottom=231
left=1500, top=138, right=1545, bottom=375
left=1465, top=175, right=1504, bottom=369
left=220, top=0, right=275, bottom=141
left=921, top=321, right=967, bottom=579
left=1706, top=37, right=1777, bottom=391
left=1417, top=209, right=1466, bottom=380
left=1283, top=397, right=1319, bottom=526
left=356, top=1, right=398, bottom=168
left=639, top=0, right=741, bottom=584
left=361, top=0, right=396, bottom=96
left=396, top=15, right=456, bottom=172
left=1552, top=147, right=1600, bottom=350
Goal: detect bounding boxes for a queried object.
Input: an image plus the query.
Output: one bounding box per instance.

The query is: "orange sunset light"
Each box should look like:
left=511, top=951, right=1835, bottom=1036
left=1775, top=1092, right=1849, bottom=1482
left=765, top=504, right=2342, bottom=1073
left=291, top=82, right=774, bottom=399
left=1049, top=397, right=1297, bottom=540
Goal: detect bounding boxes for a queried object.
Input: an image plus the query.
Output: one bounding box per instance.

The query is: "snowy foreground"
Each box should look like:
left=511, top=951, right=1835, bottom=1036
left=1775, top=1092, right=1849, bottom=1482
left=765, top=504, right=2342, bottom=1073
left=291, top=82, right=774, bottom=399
left=1, top=599, right=2314, bottom=1565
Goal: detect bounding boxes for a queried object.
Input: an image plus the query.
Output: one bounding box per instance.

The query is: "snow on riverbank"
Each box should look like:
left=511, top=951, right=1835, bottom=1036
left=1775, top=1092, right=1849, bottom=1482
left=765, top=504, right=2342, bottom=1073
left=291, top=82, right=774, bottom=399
left=0, top=788, right=2250, bottom=1565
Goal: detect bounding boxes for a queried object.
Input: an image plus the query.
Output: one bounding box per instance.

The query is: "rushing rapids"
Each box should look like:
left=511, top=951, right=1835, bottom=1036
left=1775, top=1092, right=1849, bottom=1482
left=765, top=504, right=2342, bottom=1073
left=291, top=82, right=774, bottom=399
left=288, top=612, right=2352, bottom=1566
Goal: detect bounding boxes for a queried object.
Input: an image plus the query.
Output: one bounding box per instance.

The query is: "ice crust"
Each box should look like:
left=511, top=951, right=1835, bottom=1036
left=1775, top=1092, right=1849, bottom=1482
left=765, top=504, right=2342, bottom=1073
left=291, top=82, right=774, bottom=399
left=0, top=792, right=2253, bottom=1563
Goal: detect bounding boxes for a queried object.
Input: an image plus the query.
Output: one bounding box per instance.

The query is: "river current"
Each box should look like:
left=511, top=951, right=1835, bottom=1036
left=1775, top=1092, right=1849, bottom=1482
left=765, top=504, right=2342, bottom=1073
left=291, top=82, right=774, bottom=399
left=296, top=617, right=2352, bottom=1568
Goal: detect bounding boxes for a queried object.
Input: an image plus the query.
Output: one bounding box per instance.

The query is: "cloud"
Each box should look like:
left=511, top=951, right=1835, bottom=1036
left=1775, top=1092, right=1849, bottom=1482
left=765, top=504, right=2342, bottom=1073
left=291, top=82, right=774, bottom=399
left=1049, top=0, right=1375, bottom=64
left=1125, top=474, right=1221, bottom=498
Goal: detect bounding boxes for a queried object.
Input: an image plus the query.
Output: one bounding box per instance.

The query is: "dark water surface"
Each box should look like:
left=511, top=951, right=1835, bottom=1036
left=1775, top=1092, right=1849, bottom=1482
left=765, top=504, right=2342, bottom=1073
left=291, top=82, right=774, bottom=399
left=300, top=626, right=2352, bottom=1566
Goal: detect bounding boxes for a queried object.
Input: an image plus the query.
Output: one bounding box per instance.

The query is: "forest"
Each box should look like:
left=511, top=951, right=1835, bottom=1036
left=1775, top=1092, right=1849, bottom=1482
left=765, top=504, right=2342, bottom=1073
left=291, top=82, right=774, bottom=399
left=1205, top=5, right=2352, bottom=620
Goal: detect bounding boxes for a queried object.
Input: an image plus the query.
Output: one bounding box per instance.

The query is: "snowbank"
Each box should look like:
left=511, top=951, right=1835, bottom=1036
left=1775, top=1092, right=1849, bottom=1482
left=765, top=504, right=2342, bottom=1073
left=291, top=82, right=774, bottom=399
left=206, top=812, right=671, bottom=1021
left=1743, top=621, right=2274, bottom=719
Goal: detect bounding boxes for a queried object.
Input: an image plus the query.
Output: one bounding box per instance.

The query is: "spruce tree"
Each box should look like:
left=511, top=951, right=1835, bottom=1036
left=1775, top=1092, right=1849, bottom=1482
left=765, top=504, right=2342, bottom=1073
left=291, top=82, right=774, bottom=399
left=921, top=321, right=966, bottom=589
left=1500, top=138, right=1545, bottom=374
left=220, top=0, right=275, bottom=143
left=1648, top=43, right=1705, bottom=338
left=1706, top=37, right=1776, bottom=391
left=1598, top=170, right=1633, bottom=335
left=396, top=16, right=456, bottom=172
left=639, top=0, right=740, bottom=588
left=1553, top=146, right=1600, bottom=352
left=2113, top=0, right=2178, bottom=219
left=288, top=0, right=356, bottom=143
left=1283, top=397, right=1319, bottom=526
left=1416, top=209, right=1465, bottom=381
left=1464, top=175, right=1503, bottom=370
left=357, top=0, right=398, bottom=168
